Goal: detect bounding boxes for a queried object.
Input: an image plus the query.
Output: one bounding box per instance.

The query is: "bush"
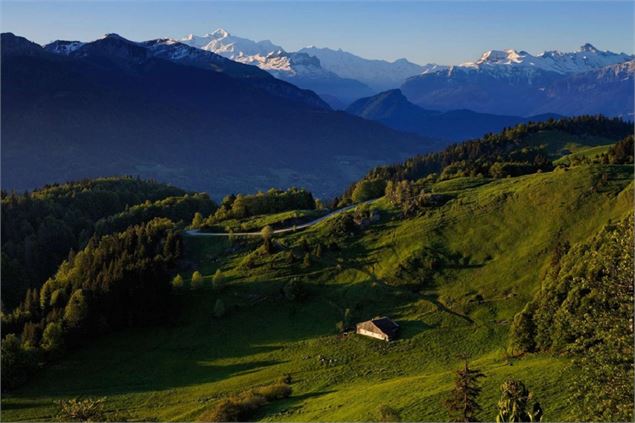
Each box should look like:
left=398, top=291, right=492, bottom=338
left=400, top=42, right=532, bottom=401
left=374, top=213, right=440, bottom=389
left=377, top=405, right=401, bottom=422
left=198, top=382, right=291, bottom=422
left=191, top=271, right=204, bottom=289
left=172, top=274, right=185, bottom=289
left=1, top=334, right=39, bottom=391
left=57, top=397, right=107, bottom=422
left=212, top=270, right=225, bottom=290
left=253, top=382, right=292, bottom=400
left=41, top=321, right=64, bottom=354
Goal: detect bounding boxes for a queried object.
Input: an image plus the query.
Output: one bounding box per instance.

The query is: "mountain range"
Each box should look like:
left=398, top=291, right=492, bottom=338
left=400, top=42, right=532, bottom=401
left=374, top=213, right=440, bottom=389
left=346, top=89, right=560, bottom=141
left=402, top=44, right=634, bottom=117
left=180, top=31, right=634, bottom=117
left=1, top=32, right=433, bottom=199
left=180, top=29, right=375, bottom=106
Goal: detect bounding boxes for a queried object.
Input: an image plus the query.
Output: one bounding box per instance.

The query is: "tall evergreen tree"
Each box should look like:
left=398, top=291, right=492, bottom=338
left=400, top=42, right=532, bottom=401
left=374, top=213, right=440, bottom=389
left=444, top=361, right=485, bottom=422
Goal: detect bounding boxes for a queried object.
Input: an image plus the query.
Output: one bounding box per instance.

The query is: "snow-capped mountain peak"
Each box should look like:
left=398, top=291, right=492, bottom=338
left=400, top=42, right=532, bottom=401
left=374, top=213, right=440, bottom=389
left=459, top=44, right=634, bottom=75
left=180, top=29, right=284, bottom=59
left=210, top=28, right=230, bottom=39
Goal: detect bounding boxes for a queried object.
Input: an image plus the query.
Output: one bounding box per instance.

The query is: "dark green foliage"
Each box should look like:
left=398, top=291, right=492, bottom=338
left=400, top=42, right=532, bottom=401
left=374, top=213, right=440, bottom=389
left=508, top=303, right=537, bottom=354
left=191, top=271, right=204, bottom=289
left=348, top=116, right=630, bottom=199
left=509, top=216, right=633, bottom=420
left=0, top=334, right=39, bottom=391
left=605, top=134, right=634, bottom=164
left=1, top=177, right=187, bottom=308
left=261, top=225, right=275, bottom=254
left=351, top=179, right=387, bottom=203
left=495, top=379, right=543, bottom=422
left=212, top=270, right=226, bottom=291
left=444, top=361, right=485, bottom=422
left=510, top=216, right=633, bottom=352
left=385, top=180, right=452, bottom=217
left=95, top=193, right=215, bottom=237
left=377, top=405, right=402, bottom=422
left=205, top=188, right=315, bottom=224
left=40, top=321, right=64, bottom=354
left=1, top=218, right=182, bottom=390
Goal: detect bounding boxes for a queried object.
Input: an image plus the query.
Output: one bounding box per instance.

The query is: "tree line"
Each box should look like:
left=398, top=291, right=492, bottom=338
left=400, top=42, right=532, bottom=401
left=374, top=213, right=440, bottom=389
left=1, top=218, right=183, bottom=390
left=509, top=215, right=633, bottom=421
left=339, top=115, right=632, bottom=204
left=1, top=176, right=190, bottom=309
left=198, top=187, right=316, bottom=228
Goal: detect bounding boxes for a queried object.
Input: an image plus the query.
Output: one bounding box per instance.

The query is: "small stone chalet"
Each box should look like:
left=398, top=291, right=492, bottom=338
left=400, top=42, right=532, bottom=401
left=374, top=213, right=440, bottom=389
left=355, top=316, right=399, bottom=341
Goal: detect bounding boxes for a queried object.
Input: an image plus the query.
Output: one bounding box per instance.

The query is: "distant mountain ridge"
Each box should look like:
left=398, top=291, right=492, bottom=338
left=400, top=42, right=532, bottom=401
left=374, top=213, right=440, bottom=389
left=44, top=35, right=330, bottom=110
left=2, top=32, right=434, bottom=199
left=298, top=46, right=436, bottom=91
left=402, top=44, right=634, bottom=117
left=346, top=89, right=561, bottom=141
left=459, top=43, right=633, bottom=74
left=180, top=29, right=375, bottom=106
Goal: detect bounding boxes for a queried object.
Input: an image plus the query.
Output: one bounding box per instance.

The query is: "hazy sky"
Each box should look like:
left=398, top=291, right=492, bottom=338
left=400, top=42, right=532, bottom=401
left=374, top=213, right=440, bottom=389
left=2, top=1, right=633, bottom=65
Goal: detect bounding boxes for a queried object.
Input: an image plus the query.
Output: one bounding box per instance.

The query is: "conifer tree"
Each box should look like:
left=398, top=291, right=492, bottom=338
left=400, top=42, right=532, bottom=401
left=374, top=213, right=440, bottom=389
left=444, top=361, right=485, bottom=422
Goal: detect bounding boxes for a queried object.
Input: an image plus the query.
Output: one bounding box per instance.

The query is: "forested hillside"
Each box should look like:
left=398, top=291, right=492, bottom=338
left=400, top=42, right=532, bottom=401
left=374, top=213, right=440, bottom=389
left=0, top=177, right=203, bottom=308
left=1, top=32, right=432, bottom=199
left=1, top=116, right=632, bottom=421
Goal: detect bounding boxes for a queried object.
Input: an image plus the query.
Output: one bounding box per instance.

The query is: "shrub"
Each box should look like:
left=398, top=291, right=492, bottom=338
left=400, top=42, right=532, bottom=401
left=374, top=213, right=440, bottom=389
left=198, top=382, right=291, bottom=422
left=191, top=271, right=204, bottom=289
left=377, top=405, right=401, bottom=422
left=1, top=334, right=39, bottom=391
left=172, top=274, right=185, bottom=289
left=212, top=270, right=225, bottom=290
left=253, top=382, right=292, bottom=400
left=57, top=397, right=107, bottom=422
left=41, top=321, right=64, bottom=354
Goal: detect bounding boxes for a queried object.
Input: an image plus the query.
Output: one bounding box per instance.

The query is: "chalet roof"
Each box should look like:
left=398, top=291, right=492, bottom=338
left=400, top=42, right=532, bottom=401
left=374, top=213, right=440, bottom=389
left=357, top=316, right=399, bottom=336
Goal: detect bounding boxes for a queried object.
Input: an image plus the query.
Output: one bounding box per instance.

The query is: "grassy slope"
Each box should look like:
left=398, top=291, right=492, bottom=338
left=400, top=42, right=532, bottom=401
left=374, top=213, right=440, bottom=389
left=2, top=164, right=632, bottom=422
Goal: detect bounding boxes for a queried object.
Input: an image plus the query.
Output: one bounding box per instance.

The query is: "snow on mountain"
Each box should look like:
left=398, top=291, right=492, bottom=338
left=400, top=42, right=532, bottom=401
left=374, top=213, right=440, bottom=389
left=402, top=56, right=634, bottom=117
left=180, top=29, right=374, bottom=106
left=299, top=46, right=431, bottom=90
left=181, top=28, right=284, bottom=59
left=458, top=43, right=634, bottom=74
left=44, top=40, right=85, bottom=55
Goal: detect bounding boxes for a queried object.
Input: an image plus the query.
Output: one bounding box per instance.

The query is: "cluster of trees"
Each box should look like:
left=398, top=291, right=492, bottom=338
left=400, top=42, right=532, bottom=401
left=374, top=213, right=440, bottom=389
left=342, top=116, right=632, bottom=203
left=385, top=180, right=452, bottom=217
left=509, top=216, right=633, bottom=421
left=1, top=218, right=182, bottom=390
left=603, top=134, right=634, bottom=164
left=200, top=188, right=316, bottom=226
left=444, top=361, right=543, bottom=422
left=1, top=177, right=187, bottom=309
left=95, top=193, right=216, bottom=237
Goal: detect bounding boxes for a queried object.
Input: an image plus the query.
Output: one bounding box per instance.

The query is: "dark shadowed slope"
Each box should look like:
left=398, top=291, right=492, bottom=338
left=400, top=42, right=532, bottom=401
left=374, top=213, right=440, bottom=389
left=346, top=89, right=561, bottom=142
left=1, top=33, right=436, bottom=199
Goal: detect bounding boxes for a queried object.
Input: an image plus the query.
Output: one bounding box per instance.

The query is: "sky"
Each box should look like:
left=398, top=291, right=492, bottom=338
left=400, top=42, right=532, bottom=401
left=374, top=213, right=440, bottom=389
left=1, top=1, right=633, bottom=65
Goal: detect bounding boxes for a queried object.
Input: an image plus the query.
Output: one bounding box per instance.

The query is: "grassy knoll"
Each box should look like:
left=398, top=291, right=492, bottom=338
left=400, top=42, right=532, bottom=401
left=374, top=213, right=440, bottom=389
left=2, top=163, right=632, bottom=422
